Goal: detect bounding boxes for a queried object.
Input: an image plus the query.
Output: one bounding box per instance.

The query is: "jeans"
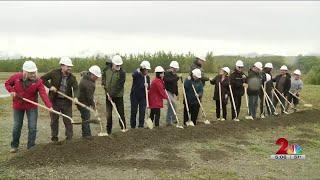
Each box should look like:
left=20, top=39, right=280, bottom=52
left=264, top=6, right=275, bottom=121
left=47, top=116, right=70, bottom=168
left=106, top=97, right=126, bottom=134
left=77, top=106, right=92, bottom=137
left=166, top=91, right=177, bottom=124
left=50, top=99, right=73, bottom=141
left=11, top=108, right=38, bottom=149
left=248, top=95, right=259, bottom=118
left=130, top=96, right=146, bottom=128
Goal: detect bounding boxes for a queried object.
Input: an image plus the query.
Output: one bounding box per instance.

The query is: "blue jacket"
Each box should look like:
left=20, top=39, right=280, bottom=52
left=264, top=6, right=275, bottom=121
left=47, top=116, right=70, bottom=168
left=184, top=78, right=203, bottom=105
left=130, top=69, right=150, bottom=100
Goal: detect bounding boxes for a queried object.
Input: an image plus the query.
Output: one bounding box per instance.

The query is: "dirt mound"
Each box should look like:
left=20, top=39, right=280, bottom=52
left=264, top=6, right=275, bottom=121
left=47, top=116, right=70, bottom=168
left=3, top=110, right=320, bottom=170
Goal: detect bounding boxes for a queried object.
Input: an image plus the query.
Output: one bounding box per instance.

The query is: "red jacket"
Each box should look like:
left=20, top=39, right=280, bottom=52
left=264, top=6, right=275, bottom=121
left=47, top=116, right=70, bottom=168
left=148, top=77, right=167, bottom=108
left=5, top=73, right=52, bottom=110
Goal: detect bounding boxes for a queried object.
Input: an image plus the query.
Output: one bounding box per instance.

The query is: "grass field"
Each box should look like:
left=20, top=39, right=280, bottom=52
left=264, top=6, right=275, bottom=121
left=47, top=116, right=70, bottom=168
left=0, top=72, right=319, bottom=180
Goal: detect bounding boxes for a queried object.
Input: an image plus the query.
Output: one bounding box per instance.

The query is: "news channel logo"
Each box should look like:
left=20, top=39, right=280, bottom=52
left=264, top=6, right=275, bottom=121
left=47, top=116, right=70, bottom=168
left=270, top=137, right=305, bottom=160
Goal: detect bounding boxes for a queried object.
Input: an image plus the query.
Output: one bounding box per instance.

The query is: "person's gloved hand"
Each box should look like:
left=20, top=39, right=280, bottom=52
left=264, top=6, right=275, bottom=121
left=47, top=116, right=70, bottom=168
left=50, top=86, right=57, bottom=92
left=74, top=97, right=79, bottom=104
left=187, top=76, right=191, bottom=80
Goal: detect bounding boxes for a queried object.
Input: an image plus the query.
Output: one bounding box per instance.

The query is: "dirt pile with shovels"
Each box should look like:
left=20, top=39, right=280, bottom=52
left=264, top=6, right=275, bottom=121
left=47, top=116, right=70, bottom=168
left=3, top=110, right=320, bottom=171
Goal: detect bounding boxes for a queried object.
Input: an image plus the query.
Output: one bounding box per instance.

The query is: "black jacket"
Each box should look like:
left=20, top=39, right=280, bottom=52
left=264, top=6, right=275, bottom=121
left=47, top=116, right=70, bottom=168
left=41, top=68, right=79, bottom=104
left=273, top=73, right=291, bottom=96
left=189, top=59, right=209, bottom=86
left=164, top=70, right=179, bottom=96
left=78, top=71, right=96, bottom=108
left=210, top=75, right=230, bottom=102
left=230, top=69, right=246, bottom=96
left=130, top=69, right=150, bottom=100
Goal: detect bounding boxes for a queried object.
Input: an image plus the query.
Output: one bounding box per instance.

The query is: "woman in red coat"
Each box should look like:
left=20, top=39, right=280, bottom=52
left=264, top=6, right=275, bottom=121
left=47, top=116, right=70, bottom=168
left=148, top=66, right=167, bottom=127
left=5, top=61, right=52, bottom=153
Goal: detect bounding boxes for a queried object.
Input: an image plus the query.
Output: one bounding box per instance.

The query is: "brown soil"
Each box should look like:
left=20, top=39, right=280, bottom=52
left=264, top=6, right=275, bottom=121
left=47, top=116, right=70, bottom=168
left=2, top=110, right=320, bottom=171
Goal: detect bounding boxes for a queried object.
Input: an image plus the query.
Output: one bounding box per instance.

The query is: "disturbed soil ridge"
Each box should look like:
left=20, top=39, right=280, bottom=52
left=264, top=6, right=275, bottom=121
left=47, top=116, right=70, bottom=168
left=2, top=109, right=320, bottom=170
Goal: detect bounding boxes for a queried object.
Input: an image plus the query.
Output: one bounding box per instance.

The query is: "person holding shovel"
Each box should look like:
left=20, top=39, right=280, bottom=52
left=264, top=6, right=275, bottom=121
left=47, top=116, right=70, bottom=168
left=41, top=57, right=79, bottom=143
left=245, top=62, right=263, bottom=120
left=164, top=61, right=180, bottom=126
left=5, top=61, right=52, bottom=153
left=77, top=65, right=102, bottom=139
left=183, top=68, right=204, bottom=125
left=229, top=60, right=247, bottom=120
left=272, top=65, right=291, bottom=114
left=260, top=63, right=274, bottom=117
left=148, top=66, right=168, bottom=127
left=189, top=56, right=210, bottom=86
left=102, top=55, right=127, bottom=134
left=210, top=67, right=230, bottom=121
left=287, top=69, right=303, bottom=111
left=130, top=60, right=151, bottom=129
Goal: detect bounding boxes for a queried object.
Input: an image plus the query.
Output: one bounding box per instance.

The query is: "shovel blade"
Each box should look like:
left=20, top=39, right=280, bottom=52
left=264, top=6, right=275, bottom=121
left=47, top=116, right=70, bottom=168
left=98, top=132, right=108, bottom=137
left=204, top=120, right=211, bottom=124
left=176, top=124, right=184, bottom=129
left=187, top=120, right=195, bottom=127
left=304, top=104, right=313, bottom=107
left=145, top=118, right=154, bottom=129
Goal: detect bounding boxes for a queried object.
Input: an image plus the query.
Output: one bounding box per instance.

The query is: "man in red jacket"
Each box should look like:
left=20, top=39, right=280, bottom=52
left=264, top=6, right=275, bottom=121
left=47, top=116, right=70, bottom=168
left=5, top=61, right=52, bottom=153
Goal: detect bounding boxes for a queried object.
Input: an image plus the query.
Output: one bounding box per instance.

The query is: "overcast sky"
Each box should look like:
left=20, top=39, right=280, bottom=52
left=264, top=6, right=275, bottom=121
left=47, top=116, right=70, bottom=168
left=0, top=1, right=319, bottom=58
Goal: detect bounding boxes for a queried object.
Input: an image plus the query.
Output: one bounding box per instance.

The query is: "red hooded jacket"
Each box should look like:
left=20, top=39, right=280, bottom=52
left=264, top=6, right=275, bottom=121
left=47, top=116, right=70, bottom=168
left=148, top=77, right=167, bottom=108
left=5, top=73, right=52, bottom=110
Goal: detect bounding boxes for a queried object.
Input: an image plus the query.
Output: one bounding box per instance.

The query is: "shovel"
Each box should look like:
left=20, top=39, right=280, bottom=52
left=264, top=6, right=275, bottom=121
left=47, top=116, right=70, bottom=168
left=273, top=87, right=296, bottom=112
left=289, top=91, right=313, bottom=108
left=93, top=99, right=108, bottom=137
left=191, top=84, right=210, bottom=124
left=165, top=90, right=184, bottom=129
left=229, top=84, right=240, bottom=122
left=262, top=83, right=272, bottom=116
left=218, top=82, right=225, bottom=121
left=107, top=93, right=127, bottom=132
left=180, top=77, right=194, bottom=127
left=244, top=86, right=250, bottom=116
left=17, top=95, right=74, bottom=123
left=261, top=85, right=278, bottom=115
left=144, top=76, right=154, bottom=129
left=272, top=89, right=289, bottom=114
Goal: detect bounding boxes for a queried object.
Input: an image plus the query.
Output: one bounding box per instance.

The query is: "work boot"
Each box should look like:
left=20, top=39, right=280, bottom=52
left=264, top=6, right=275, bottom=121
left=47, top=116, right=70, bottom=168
left=10, top=148, right=18, bottom=153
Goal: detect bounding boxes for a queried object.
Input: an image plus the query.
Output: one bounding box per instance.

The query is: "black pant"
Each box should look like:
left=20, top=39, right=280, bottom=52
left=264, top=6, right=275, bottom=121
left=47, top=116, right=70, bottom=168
left=150, top=108, right=160, bottom=127
left=287, top=94, right=299, bottom=105
left=183, top=102, right=200, bottom=125
left=106, top=97, right=126, bottom=134
left=130, top=96, right=146, bottom=128
left=50, top=99, right=73, bottom=141
left=216, top=100, right=227, bottom=119
left=231, top=94, right=242, bottom=119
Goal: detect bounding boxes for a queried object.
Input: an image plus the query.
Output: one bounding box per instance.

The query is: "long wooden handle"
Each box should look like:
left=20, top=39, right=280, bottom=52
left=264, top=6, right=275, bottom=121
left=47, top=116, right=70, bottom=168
left=274, top=87, right=294, bottom=106
left=165, top=90, right=180, bottom=124
left=218, top=82, right=223, bottom=115
left=229, top=84, right=238, bottom=118
left=261, top=85, right=276, bottom=112
left=107, top=93, right=126, bottom=130
left=244, top=86, right=249, bottom=115
left=22, top=97, right=73, bottom=122
left=191, top=84, right=206, bottom=118
left=144, top=76, right=149, bottom=108
left=180, top=77, right=191, bottom=120
left=57, top=91, right=95, bottom=113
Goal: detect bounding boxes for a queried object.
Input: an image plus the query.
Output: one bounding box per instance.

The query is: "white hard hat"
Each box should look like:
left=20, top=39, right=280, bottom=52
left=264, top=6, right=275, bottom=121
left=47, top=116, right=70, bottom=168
left=221, top=67, right=231, bottom=74
left=293, top=69, right=301, bottom=76
left=89, top=65, right=102, bottom=78
left=197, top=56, right=206, bottom=61
left=154, top=66, right=165, bottom=73
left=59, top=57, right=73, bottom=67
left=254, top=62, right=263, bottom=70
left=22, top=60, right=38, bottom=72
left=264, top=62, right=273, bottom=69
left=235, top=60, right=244, bottom=67
left=140, top=60, right=151, bottom=70
left=265, top=73, right=271, bottom=82
left=280, top=65, right=288, bottom=71
left=112, top=55, right=123, bottom=65
left=192, top=68, right=202, bottom=78
left=169, top=61, right=179, bottom=69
